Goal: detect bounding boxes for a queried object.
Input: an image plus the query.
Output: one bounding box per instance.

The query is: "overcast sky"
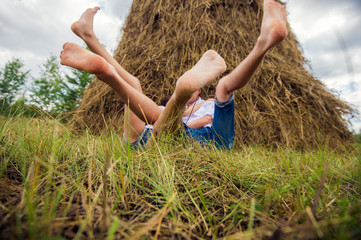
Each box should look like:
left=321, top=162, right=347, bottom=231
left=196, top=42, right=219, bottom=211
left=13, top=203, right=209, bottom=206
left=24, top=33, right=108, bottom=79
left=0, top=0, right=360, bottom=132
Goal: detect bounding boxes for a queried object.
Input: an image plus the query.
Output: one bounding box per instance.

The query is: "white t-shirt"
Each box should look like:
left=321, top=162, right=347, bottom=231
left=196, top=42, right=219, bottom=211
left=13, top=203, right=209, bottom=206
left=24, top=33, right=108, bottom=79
left=182, top=97, right=214, bottom=128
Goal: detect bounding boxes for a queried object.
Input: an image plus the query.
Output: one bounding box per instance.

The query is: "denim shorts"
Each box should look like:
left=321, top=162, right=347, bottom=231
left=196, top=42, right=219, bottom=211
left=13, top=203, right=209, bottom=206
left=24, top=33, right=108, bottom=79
left=123, top=125, right=153, bottom=149
left=126, top=95, right=235, bottom=150
left=182, top=95, right=235, bottom=150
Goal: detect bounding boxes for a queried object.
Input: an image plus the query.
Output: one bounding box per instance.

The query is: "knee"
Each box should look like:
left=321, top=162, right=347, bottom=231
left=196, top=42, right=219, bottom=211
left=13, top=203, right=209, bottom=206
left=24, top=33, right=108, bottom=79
left=216, top=76, right=233, bottom=101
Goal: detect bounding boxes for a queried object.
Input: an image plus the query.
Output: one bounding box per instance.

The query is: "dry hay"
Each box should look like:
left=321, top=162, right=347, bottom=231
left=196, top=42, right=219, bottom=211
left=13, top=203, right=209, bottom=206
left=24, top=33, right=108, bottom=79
left=70, top=0, right=354, bottom=150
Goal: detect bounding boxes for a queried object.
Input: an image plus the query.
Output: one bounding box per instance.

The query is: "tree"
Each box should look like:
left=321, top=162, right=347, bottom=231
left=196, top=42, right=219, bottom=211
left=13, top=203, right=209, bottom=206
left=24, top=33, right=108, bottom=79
left=31, top=55, right=93, bottom=115
left=61, top=68, right=93, bottom=112
left=0, top=58, right=29, bottom=106
left=31, top=56, right=63, bottom=113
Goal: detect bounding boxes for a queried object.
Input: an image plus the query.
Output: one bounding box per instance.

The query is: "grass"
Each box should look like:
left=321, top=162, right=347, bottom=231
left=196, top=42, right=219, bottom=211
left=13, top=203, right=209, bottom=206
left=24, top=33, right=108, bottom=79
left=0, top=115, right=360, bottom=239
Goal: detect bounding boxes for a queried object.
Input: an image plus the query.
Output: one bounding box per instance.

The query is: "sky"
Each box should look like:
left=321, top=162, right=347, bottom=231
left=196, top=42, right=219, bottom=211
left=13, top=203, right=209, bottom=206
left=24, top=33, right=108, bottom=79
left=0, top=0, right=360, bottom=132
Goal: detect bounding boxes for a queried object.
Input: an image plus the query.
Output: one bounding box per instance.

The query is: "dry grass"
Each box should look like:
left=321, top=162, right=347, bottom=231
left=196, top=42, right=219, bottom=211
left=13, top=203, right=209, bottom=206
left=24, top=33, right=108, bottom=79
left=1, top=115, right=360, bottom=239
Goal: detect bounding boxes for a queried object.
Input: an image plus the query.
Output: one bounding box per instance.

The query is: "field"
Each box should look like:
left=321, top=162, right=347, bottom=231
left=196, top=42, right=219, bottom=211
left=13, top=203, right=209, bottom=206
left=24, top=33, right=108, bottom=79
left=0, top=115, right=360, bottom=239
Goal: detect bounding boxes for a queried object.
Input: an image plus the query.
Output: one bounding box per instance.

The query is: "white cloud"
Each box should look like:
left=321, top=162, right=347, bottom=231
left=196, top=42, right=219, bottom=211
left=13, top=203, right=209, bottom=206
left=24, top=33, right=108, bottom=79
left=0, top=0, right=123, bottom=77
left=97, top=0, right=133, bottom=20
left=286, top=0, right=361, bottom=132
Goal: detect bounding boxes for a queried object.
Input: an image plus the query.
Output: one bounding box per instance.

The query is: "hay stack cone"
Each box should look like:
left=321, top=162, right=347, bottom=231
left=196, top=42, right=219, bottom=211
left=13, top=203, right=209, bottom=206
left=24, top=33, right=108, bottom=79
left=71, top=0, right=354, bottom=150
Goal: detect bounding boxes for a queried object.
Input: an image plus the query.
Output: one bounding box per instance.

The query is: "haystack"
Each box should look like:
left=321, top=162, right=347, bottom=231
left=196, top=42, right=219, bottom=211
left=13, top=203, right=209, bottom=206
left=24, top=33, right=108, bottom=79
left=71, top=0, right=354, bottom=150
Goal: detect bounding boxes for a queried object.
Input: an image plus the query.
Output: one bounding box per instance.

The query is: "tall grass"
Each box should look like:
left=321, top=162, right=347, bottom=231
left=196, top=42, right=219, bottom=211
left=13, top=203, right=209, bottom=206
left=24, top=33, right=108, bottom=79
left=0, top=114, right=360, bottom=239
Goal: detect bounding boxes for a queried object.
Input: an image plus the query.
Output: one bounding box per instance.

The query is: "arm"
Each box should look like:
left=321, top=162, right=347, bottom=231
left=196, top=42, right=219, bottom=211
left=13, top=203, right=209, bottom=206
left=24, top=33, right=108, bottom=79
left=183, top=98, right=214, bottom=116
left=183, top=101, right=205, bottom=117
left=186, top=115, right=213, bottom=129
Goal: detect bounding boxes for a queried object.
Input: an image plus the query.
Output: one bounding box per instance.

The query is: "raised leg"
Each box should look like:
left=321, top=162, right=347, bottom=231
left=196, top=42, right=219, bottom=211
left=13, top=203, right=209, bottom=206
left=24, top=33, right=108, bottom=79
left=60, top=44, right=226, bottom=146
left=215, top=0, right=288, bottom=101
left=151, top=50, right=227, bottom=139
left=60, top=43, right=160, bottom=125
left=71, top=7, right=152, bottom=142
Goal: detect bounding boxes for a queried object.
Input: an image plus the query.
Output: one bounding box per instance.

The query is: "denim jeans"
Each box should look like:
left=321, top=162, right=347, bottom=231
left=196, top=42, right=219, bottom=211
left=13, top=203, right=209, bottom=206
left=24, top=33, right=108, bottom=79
left=183, top=95, right=235, bottom=150
left=123, top=125, right=152, bottom=149
left=126, top=95, right=235, bottom=150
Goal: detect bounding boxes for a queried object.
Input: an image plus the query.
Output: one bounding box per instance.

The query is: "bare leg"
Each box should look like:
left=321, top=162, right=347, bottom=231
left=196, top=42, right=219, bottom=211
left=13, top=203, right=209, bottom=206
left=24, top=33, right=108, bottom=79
left=60, top=44, right=226, bottom=146
left=60, top=43, right=160, bottom=124
left=60, top=44, right=226, bottom=142
left=71, top=7, right=141, bottom=88
left=71, top=7, right=152, bottom=142
left=152, top=50, right=226, bottom=138
left=216, top=0, right=288, bottom=101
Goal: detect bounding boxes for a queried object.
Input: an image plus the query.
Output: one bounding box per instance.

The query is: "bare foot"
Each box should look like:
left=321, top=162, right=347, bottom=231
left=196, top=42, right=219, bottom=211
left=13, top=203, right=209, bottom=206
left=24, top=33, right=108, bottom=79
left=60, top=42, right=114, bottom=76
left=175, top=50, right=226, bottom=100
left=71, top=7, right=100, bottom=40
left=258, top=0, right=288, bottom=51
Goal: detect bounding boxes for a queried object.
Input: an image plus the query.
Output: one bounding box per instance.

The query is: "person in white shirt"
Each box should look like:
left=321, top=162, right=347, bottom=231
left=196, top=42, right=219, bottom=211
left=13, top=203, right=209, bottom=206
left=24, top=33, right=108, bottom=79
left=182, top=90, right=214, bottom=129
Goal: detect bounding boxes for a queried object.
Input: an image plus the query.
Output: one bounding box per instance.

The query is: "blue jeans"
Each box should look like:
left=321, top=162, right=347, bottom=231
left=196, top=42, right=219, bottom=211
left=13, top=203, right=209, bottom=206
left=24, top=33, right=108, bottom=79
left=123, top=125, right=152, bottom=149
left=126, top=95, right=235, bottom=150
left=183, top=95, right=235, bottom=150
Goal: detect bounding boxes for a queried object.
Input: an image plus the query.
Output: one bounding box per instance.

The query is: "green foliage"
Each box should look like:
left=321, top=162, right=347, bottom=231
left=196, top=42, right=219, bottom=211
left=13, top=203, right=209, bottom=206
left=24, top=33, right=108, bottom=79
left=355, top=133, right=361, bottom=144
left=0, top=58, right=29, bottom=106
left=10, top=98, right=43, bottom=118
left=30, top=55, right=93, bottom=115
left=31, top=56, right=65, bottom=114
left=62, top=68, right=93, bottom=112
left=0, top=55, right=92, bottom=117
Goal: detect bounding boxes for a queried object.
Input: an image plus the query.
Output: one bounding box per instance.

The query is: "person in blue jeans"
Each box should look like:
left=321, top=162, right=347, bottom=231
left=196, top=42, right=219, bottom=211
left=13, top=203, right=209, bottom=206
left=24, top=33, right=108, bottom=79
left=60, top=0, right=288, bottom=150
